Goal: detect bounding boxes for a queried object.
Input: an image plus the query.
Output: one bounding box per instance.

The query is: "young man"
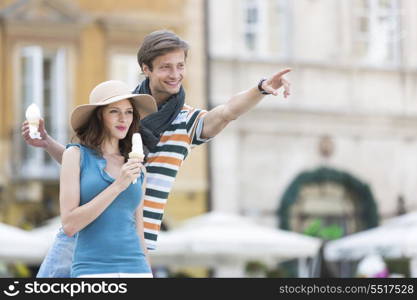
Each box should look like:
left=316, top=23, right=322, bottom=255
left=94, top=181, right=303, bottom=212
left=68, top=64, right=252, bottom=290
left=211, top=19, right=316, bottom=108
left=22, top=30, right=291, bottom=277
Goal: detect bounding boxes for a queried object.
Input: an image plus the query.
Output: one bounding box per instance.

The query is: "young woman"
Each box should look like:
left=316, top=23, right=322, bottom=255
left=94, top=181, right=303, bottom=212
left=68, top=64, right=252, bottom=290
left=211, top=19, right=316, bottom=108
left=60, top=80, right=157, bottom=278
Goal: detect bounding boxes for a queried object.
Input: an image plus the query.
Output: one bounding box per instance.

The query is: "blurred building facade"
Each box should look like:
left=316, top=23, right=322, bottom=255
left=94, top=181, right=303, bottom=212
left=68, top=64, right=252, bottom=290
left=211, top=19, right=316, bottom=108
left=208, top=0, right=417, bottom=236
left=0, top=0, right=208, bottom=229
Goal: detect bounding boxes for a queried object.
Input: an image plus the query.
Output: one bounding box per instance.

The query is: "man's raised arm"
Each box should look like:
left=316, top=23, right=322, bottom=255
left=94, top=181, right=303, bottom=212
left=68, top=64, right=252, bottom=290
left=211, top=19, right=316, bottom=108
left=21, top=118, right=66, bottom=164
left=201, top=68, right=291, bottom=139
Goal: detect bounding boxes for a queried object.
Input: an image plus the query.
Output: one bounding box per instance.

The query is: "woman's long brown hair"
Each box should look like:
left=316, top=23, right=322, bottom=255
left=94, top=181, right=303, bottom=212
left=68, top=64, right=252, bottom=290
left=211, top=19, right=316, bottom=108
left=72, top=98, right=140, bottom=161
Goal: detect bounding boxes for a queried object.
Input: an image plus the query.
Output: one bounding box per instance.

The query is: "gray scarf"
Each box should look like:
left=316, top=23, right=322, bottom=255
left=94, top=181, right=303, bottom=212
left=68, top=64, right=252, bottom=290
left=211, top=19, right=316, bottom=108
left=133, top=77, right=185, bottom=154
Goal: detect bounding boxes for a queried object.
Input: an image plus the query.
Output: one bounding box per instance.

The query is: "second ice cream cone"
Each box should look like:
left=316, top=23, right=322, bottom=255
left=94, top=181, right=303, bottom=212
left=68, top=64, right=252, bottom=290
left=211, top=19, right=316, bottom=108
left=129, top=152, right=144, bottom=184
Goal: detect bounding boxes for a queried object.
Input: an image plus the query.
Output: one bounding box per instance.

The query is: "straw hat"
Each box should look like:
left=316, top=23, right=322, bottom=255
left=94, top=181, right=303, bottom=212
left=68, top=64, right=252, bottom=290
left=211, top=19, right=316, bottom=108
left=70, top=80, right=157, bottom=131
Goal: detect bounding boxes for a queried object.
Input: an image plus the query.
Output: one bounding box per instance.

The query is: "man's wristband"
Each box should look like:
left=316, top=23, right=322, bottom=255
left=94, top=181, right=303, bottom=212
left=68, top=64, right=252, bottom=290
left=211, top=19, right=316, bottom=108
left=257, top=78, right=270, bottom=95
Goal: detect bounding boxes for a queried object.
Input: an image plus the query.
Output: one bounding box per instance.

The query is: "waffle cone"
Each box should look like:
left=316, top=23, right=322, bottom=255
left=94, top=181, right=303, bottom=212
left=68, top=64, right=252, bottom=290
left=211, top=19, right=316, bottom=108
left=28, top=120, right=40, bottom=126
left=129, top=152, right=143, bottom=159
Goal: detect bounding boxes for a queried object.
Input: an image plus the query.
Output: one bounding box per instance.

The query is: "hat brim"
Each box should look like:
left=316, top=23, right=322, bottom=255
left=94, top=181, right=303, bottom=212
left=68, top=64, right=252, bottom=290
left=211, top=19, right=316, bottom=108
left=70, top=93, right=157, bottom=132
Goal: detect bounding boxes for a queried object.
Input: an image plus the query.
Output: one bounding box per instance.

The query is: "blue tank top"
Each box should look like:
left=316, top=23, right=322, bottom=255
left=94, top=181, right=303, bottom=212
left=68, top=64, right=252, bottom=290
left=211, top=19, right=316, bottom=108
left=67, top=143, right=150, bottom=277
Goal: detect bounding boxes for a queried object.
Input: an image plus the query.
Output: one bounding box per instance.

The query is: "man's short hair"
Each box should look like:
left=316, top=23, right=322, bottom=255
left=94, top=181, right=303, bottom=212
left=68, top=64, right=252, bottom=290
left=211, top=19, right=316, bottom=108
left=137, top=30, right=189, bottom=72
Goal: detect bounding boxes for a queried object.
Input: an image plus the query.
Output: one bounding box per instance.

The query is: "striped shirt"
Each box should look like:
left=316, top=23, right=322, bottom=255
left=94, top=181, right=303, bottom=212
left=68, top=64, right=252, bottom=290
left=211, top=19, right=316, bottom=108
left=143, top=104, right=211, bottom=250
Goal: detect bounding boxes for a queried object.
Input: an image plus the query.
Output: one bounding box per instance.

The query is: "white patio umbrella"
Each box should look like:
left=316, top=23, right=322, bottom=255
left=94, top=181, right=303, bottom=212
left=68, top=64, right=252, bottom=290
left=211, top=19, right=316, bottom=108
left=0, top=223, right=47, bottom=264
left=30, top=217, right=61, bottom=244
left=405, top=226, right=417, bottom=257
left=324, top=211, right=417, bottom=262
left=150, top=211, right=321, bottom=272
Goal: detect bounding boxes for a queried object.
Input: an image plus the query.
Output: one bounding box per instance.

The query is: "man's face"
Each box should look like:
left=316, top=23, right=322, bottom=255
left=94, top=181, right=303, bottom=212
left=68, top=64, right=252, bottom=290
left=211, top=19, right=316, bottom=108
left=143, top=49, right=186, bottom=99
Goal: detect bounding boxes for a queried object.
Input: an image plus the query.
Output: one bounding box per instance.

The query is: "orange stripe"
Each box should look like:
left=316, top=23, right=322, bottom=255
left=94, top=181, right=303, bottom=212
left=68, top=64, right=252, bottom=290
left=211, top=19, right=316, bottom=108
left=144, top=200, right=165, bottom=210
left=147, top=156, right=182, bottom=166
left=160, top=134, right=190, bottom=143
left=144, top=222, right=160, bottom=231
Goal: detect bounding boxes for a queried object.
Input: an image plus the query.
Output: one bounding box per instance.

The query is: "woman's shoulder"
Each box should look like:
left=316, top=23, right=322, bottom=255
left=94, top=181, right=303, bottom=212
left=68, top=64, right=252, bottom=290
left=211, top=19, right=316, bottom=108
left=65, top=143, right=102, bottom=168
left=66, top=143, right=82, bottom=150
left=65, top=143, right=94, bottom=154
left=64, top=144, right=81, bottom=159
left=64, top=143, right=89, bottom=166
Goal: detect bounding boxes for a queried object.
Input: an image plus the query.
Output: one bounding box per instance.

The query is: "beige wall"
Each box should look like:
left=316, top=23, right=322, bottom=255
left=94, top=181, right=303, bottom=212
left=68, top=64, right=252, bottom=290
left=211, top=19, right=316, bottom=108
left=76, top=0, right=185, bottom=13
left=0, top=22, right=5, bottom=190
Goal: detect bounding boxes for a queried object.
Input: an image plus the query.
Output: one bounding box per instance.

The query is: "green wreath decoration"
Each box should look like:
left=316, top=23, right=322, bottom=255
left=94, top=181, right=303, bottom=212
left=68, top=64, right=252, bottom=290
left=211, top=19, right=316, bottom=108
left=277, top=167, right=378, bottom=231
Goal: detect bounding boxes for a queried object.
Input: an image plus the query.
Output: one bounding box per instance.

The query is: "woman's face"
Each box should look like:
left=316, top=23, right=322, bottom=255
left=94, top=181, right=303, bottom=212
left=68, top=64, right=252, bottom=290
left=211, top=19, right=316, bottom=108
left=102, top=99, right=134, bottom=140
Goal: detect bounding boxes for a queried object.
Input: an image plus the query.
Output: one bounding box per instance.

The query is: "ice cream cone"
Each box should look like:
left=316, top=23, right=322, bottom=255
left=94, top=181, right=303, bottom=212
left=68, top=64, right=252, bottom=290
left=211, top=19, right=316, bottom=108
left=25, top=103, right=41, bottom=139
left=129, top=133, right=144, bottom=184
left=28, top=120, right=41, bottom=139
left=129, top=133, right=145, bottom=184
left=129, top=152, right=144, bottom=184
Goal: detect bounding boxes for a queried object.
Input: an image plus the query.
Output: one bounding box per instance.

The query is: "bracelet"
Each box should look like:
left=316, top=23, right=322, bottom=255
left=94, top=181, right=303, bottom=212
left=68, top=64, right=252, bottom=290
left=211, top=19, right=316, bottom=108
left=257, top=78, right=270, bottom=95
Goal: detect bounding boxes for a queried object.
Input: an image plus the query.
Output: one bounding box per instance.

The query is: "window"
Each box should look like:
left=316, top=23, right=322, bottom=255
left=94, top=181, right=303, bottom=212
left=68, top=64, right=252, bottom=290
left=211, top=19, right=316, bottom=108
left=243, top=0, right=261, bottom=53
left=16, top=46, right=68, bottom=179
left=353, top=0, right=401, bottom=65
left=242, top=0, right=290, bottom=57
left=269, top=0, right=291, bottom=57
left=109, top=53, right=143, bottom=91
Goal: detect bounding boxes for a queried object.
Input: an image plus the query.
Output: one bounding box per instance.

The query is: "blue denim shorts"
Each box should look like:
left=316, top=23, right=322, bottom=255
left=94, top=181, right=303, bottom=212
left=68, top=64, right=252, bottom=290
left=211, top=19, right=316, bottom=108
left=36, top=228, right=75, bottom=278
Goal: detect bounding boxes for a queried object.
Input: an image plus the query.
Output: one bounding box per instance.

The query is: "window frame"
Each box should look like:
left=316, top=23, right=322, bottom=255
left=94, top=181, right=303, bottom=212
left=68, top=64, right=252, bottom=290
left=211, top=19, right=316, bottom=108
left=107, top=49, right=144, bottom=91
left=242, top=0, right=267, bottom=55
left=241, top=0, right=291, bottom=59
left=353, top=0, right=402, bottom=66
left=13, top=43, right=69, bottom=180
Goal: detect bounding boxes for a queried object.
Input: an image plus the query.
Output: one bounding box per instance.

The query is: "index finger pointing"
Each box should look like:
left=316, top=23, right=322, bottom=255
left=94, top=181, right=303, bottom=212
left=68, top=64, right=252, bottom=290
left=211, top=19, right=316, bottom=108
left=274, top=68, right=292, bottom=78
